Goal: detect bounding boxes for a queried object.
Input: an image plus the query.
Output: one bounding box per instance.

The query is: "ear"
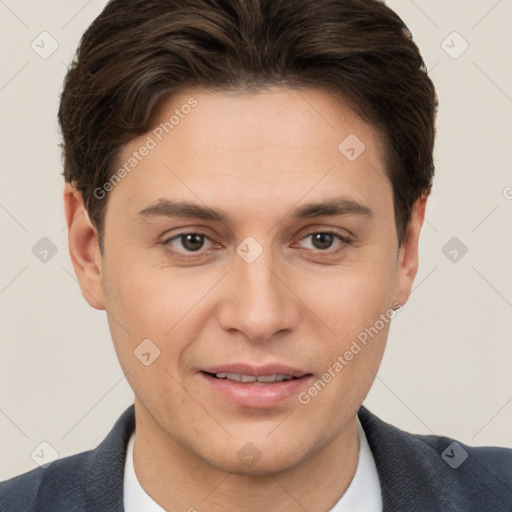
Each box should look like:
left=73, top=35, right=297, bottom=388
left=63, top=183, right=105, bottom=310
left=394, top=193, right=429, bottom=307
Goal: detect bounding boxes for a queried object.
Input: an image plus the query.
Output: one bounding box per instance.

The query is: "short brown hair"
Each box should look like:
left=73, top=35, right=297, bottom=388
left=59, top=0, right=437, bottom=247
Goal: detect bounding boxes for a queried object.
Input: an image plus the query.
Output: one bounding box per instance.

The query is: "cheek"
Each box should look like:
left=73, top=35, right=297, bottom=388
left=291, top=247, right=397, bottom=396
left=103, top=250, right=176, bottom=330
left=101, top=260, right=199, bottom=408
left=102, top=255, right=220, bottom=366
left=298, top=253, right=397, bottom=334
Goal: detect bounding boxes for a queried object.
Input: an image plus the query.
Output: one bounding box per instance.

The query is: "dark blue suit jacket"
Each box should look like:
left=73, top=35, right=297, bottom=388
left=1, top=405, right=511, bottom=511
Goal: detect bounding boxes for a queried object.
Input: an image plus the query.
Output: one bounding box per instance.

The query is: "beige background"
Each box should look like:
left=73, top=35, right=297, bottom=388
left=1, top=0, right=511, bottom=480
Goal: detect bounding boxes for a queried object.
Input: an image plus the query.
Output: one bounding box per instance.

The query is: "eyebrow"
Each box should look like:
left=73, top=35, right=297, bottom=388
left=135, top=197, right=373, bottom=223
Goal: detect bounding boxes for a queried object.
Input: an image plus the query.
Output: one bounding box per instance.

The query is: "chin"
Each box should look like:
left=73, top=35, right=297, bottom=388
left=206, top=451, right=305, bottom=477
left=195, top=434, right=316, bottom=477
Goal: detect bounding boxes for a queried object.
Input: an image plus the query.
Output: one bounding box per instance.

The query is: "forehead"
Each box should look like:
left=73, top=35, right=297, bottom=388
left=107, top=87, right=392, bottom=224
left=149, top=86, right=384, bottom=159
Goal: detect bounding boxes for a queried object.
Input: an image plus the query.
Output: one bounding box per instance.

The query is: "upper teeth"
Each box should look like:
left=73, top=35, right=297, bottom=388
left=215, top=373, right=293, bottom=383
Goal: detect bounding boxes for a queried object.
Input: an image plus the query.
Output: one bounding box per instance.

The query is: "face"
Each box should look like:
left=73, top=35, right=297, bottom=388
left=66, top=87, right=424, bottom=475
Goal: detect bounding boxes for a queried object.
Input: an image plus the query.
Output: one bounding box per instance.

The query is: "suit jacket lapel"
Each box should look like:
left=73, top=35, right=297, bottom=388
left=357, top=405, right=445, bottom=511
left=85, top=405, right=135, bottom=512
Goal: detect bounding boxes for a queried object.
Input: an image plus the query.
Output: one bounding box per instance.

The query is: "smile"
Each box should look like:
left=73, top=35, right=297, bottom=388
left=212, top=373, right=297, bottom=383
left=199, top=365, right=313, bottom=408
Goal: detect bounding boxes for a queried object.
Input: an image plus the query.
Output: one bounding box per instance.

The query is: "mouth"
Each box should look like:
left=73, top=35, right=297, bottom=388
left=204, top=372, right=304, bottom=383
left=199, top=364, right=313, bottom=408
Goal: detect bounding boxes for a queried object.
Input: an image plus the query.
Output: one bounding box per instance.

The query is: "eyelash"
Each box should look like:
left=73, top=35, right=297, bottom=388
left=161, top=230, right=352, bottom=257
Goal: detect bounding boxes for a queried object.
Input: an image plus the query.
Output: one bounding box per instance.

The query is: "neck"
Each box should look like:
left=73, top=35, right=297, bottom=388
left=131, top=400, right=360, bottom=512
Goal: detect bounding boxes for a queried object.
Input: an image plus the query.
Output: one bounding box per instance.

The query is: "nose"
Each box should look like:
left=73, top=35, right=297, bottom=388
left=217, top=248, right=301, bottom=344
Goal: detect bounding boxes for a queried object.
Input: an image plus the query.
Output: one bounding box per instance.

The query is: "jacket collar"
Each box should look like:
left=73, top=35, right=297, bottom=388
left=358, top=405, right=445, bottom=511
left=85, top=404, right=135, bottom=512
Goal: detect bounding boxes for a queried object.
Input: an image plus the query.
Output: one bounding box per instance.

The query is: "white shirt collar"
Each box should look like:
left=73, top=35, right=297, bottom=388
left=328, top=415, right=383, bottom=511
left=123, top=432, right=166, bottom=512
left=123, top=415, right=382, bottom=512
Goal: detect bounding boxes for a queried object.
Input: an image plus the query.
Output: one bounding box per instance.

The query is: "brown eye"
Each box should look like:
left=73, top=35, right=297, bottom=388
left=165, top=233, right=212, bottom=253
left=298, top=231, right=349, bottom=253
left=310, top=233, right=335, bottom=250
left=180, top=234, right=205, bottom=251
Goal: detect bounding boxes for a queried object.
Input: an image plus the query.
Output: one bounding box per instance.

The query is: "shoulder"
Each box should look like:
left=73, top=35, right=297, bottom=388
left=0, top=450, right=90, bottom=512
left=412, top=429, right=512, bottom=493
left=358, top=406, right=512, bottom=511
left=0, top=404, right=135, bottom=512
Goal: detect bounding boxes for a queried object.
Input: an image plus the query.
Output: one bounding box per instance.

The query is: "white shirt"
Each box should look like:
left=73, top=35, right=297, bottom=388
left=123, top=415, right=382, bottom=512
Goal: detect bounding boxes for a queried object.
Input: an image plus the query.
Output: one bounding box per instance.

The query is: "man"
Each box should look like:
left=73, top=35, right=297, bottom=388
left=1, top=0, right=511, bottom=510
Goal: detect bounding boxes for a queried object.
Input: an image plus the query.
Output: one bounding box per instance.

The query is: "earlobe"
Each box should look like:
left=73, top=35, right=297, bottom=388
left=63, top=183, right=105, bottom=310
left=394, top=193, right=429, bottom=307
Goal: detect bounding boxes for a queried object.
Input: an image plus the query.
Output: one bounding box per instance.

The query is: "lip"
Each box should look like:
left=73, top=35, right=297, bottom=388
left=199, top=363, right=313, bottom=409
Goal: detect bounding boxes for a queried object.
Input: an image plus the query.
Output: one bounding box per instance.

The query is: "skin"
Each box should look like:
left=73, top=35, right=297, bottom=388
left=64, top=87, right=427, bottom=511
